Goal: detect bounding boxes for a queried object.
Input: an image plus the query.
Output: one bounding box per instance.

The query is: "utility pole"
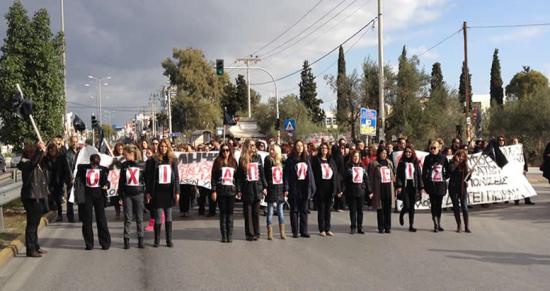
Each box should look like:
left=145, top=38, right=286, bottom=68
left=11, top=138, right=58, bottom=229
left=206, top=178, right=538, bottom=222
left=463, top=21, right=471, bottom=142
left=60, top=0, right=67, bottom=134
left=166, top=86, right=175, bottom=142
left=236, top=55, right=261, bottom=118
left=377, top=0, right=385, bottom=143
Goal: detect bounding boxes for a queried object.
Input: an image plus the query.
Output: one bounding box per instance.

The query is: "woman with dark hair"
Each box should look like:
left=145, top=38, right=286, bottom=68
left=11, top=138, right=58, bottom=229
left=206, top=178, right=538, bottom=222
left=264, top=143, right=287, bottom=240
left=111, top=142, right=125, bottom=219
left=368, top=147, right=395, bottom=233
left=311, top=142, right=338, bottom=236
left=396, top=145, right=423, bottom=232
left=447, top=149, right=470, bottom=233
left=332, top=139, right=347, bottom=212
left=344, top=150, right=371, bottom=234
left=113, top=142, right=124, bottom=158
left=146, top=139, right=180, bottom=247
left=237, top=139, right=267, bottom=241
left=178, top=145, right=195, bottom=217
left=211, top=143, right=239, bottom=242
left=422, top=141, right=448, bottom=233
left=284, top=140, right=316, bottom=238
left=43, top=141, right=71, bottom=222
left=18, top=142, right=48, bottom=257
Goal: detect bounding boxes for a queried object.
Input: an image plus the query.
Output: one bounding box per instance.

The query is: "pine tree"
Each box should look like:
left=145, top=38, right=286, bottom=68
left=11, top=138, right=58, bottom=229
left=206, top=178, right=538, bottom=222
left=430, top=62, right=443, bottom=92
left=458, top=61, right=472, bottom=112
left=490, top=49, right=504, bottom=107
left=299, top=60, right=325, bottom=123
left=336, top=45, right=347, bottom=126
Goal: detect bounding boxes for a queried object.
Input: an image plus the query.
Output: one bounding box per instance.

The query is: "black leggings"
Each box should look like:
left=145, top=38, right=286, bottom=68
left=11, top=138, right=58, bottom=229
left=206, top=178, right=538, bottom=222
left=400, top=186, right=417, bottom=226
left=429, top=194, right=443, bottom=220
left=218, top=195, right=235, bottom=237
left=347, top=195, right=365, bottom=230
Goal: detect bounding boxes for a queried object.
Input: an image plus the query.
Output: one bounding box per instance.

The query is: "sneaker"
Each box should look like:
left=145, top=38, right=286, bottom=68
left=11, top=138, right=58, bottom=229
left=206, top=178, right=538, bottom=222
left=326, top=231, right=334, bottom=236
left=320, top=231, right=326, bottom=237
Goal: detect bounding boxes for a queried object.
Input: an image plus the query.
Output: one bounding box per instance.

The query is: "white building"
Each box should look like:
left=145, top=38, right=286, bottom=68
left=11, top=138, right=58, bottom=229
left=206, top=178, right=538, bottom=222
left=325, top=111, right=337, bottom=129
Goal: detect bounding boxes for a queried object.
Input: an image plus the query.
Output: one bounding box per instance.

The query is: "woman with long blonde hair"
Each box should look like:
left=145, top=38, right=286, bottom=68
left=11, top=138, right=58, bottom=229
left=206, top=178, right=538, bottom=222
left=263, top=143, right=287, bottom=240
left=237, top=138, right=267, bottom=241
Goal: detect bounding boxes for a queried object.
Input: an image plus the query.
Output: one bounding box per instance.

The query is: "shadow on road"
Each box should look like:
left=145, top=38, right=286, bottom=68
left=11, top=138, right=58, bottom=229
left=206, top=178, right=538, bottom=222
left=471, top=202, right=550, bottom=224
left=430, top=249, right=550, bottom=266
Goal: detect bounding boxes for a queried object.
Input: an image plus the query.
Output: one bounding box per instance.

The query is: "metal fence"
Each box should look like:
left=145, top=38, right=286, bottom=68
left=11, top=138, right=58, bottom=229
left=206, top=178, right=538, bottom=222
left=0, top=170, right=22, bottom=231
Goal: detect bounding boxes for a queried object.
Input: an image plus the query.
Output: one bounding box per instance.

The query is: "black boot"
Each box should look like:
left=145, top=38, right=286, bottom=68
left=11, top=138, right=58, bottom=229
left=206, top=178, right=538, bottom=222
left=165, top=221, right=173, bottom=247
left=138, top=237, right=144, bottom=248
left=436, top=216, right=444, bottom=232
left=399, top=210, right=405, bottom=226
left=154, top=224, right=161, bottom=247
left=227, top=215, right=233, bottom=243
left=124, top=238, right=130, bottom=249
left=464, top=213, right=471, bottom=233
left=432, top=217, right=438, bottom=233
left=454, top=212, right=462, bottom=233
left=409, top=213, right=416, bottom=232
left=220, top=216, right=227, bottom=243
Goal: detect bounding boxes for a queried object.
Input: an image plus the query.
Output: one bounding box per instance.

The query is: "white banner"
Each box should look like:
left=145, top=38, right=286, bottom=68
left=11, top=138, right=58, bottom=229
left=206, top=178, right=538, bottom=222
left=394, top=144, right=537, bottom=209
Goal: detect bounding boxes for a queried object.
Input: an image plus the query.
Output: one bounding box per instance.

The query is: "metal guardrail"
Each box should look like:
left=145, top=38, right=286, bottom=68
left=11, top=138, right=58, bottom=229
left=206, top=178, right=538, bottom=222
left=0, top=171, right=22, bottom=231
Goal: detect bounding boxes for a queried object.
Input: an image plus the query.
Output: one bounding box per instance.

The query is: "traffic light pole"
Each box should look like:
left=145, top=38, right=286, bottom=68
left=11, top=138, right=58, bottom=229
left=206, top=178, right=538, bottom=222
left=225, top=65, right=279, bottom=144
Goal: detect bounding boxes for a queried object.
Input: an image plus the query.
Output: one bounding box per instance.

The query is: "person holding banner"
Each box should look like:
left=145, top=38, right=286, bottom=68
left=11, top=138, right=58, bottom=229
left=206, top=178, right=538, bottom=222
left=237, top=139, right=267, bottom=241
left=422, top=141, right=448, bottom=233
left=368, top=147, right=395, bottom=233
left=118, top=145, right=146, bottom=249
left=284, top=140, right=316, bottom=238
left=447, top=149, right=471, bottom=233
left=76, top=154, right=111, bottom=250
left=312, top=142, right=339, bottom=236
left=18, top=142, right=49, bottom=257
left=344, top=150, right=371, bottom=234
left=211, top=143, right=239, bottom=243
left=146, top=139, right=180, bottom=247
left=264, top=144, right=287, bottom=240
left=396, top=145, right=423, bottom=232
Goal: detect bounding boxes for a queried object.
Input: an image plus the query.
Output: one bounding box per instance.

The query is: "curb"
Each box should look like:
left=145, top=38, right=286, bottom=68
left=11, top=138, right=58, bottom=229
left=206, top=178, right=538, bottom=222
left=0, top=211, right=57, bottom=268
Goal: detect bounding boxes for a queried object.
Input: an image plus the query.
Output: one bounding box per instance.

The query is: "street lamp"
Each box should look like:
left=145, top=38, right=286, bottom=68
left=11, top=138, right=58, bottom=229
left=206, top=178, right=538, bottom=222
left=85, top=75, right=111, bottom=125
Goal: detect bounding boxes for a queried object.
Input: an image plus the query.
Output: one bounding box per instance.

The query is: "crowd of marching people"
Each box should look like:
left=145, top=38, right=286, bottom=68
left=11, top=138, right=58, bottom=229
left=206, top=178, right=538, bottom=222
left=18, top=133, right=550, bottom=256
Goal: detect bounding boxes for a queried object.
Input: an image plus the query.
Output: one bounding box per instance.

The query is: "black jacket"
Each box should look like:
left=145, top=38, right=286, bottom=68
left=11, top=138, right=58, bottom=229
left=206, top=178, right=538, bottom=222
left=264, top=156, right=286, bottom=203
left=447, top=161, right=468, bottom=197
left=76, top=164, right=109, bottom=197
left=284, top=155, right=316, bottom=202
left=311, top=156, right=338, bottom=200
left=42, top=155, right=71, bottom=195
left=396, top=159, right=424, bottom=191
left=118, top=160, right=146, bottom=197
left=211, top=163, right=239, bottom=197
left=343, top=163, right=371, bottom=198
left=146, top=155, right=180, bottom=208
left=18, top=149, right=48, bottom=201
left=236, top=153, right=267, bottom=203
left=422, top=153, right=448, bottom=196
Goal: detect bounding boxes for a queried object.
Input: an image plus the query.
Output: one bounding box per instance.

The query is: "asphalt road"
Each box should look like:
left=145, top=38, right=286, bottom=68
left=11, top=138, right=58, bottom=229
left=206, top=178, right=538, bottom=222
left=0, top=181, right=549, bottom=291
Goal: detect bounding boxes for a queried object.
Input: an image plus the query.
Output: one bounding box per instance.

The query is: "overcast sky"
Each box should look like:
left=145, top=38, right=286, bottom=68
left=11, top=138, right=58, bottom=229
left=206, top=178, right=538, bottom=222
left=1, top=0, right=549, bottom=126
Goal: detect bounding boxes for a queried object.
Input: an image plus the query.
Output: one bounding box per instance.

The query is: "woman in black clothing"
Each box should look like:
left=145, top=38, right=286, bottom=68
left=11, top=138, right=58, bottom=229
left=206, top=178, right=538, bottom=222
left=43, top=142, right=71, bottom=222
left=112, top=142, right=124, bottom=219
left=146, top=139, right=180, bottom=247
left=284, top=140, right=316, bottom=238
left=368, top=147, right=395, bottom=233
left=344, top=150, right=371, bottom=234
left=18, top=142, right=48, bottom=257
left=396, top=145, right=423, bottom=232
left=311, top=142, right=339, bottom=236
left=422, top=141, right=448, bottom=233
left=211, top=143, right=239, bottom=242
left=237, top=139, right=267, bottom=241
left=264, top=143, right=287, bottom=240
left=447, top=149, right=470, bottom=233
left=331, top=140, right=347, bottom=211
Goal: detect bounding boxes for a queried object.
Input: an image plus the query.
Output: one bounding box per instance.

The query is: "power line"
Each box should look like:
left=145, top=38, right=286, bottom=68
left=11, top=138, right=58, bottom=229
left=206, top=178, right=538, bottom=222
left=252, top=16, right=378, bottom=86
left=262, top=0, right=361, bottom=60
left=260, top=0, right=349, bottom=58
left=416, top=28, right=462, bottom=58
left=251, top=0, right=324, bottom=56
left=468, top=22, right=550, bottom=29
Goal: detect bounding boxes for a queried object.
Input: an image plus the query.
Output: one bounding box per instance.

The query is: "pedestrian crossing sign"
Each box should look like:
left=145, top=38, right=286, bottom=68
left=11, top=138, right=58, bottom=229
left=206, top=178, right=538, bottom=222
left=283, top=119, right=296, bottom=132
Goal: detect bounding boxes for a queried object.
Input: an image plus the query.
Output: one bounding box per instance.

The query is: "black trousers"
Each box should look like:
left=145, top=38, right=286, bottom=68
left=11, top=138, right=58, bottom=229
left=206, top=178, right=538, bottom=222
left=316, top=196, right=333, bottom=232
left=179, top=184, right=193, bottom=213
left=333, top=195, right=345, bottom=210
left=400, top=185, right=417, bottom=226
left=290, top=197, right=309, bottom=235
left=347, top=195, right=365, bottom=230
left=51, top=190, right=63, bottom=217
left=377, top=191, right=392, bottom=231
left=450, top=192, right=468, bottom=222
left=81, top=192, right=111, bottom=249
left=197, top=187, right=210, bottom=215
left=67, top=200, right=75, bottom=221
left=429, top=194, right=443, bottom=220
left=23, top=199, right=42, bottom=253
left=243, top=200, right=260, bottom=237
left=218, top=195, right=235, bottom=238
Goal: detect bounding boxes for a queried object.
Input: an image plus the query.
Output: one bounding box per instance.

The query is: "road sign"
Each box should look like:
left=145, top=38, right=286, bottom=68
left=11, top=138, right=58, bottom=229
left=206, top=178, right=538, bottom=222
left=283, top=119, right=296, bottom=132
left=360, top=108, right=377, bottom=136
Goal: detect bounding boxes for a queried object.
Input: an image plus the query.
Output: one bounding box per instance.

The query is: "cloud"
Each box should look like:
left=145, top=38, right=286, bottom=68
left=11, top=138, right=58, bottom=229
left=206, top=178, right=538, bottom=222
left=489, top=27, right=546, bottom=43
left=0, top=0, right=450, bottom=125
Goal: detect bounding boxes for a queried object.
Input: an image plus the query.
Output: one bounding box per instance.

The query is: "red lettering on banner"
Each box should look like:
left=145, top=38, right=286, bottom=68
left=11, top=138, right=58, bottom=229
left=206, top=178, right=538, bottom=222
left=247, top=162, right=259, bottom=182
left=127, top=167, right=140, bottom=186
left=352, top=167, right=364, bottom=184
left=272, top=166, right=283, bottom=185
left=380, top=166, right=391, bottom=184
left=221, top=167, right=235, bottom=186
left=158, top=164, right=172, bottom=184
left=296, top=162, right=307, bottom=180
left=86, top=169, right=100, bottom=188
left=321, top=163, right=333, bottom=180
